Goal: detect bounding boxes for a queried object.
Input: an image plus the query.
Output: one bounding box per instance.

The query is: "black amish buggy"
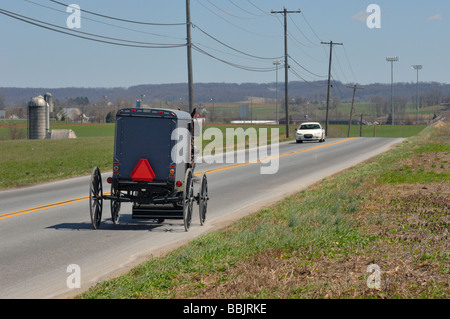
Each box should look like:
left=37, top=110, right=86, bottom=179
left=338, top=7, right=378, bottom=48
left=88, top=107, right=208, bottom=232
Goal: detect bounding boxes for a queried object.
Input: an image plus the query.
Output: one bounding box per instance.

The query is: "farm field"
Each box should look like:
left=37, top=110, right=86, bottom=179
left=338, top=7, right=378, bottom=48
left=202, top=101, right=445, bottom=126
left=0, top=120, right=427, bottom=189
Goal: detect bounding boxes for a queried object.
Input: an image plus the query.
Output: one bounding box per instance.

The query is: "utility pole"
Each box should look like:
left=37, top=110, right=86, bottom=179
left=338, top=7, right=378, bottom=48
left=271, top=7, right=301, bottom=138
left=346, top=85, right=364, bottom=137
left=321, top=41, right=343, bottom=136
left=186, top=0, right=194, bottom=113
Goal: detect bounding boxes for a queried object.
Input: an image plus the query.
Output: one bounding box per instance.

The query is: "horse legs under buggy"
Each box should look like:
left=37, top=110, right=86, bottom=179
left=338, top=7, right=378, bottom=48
left=89, top=107, right=208, bottom=232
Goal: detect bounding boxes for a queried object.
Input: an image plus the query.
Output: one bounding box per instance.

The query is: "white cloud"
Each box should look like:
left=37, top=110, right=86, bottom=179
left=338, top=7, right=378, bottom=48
left=427, top=14, right=443, bottom=20
left=351, top=10, right=369, bottom=22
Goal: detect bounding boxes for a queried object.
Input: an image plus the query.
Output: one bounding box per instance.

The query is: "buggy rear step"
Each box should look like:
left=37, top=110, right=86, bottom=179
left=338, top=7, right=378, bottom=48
left=132, top=206, right=183, bottom=219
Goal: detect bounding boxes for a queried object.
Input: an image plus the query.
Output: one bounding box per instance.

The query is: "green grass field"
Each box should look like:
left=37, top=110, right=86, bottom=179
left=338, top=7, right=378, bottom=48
left=0, top=137, right=113, bottom=188
left=0, top=120, right=425, bottom=189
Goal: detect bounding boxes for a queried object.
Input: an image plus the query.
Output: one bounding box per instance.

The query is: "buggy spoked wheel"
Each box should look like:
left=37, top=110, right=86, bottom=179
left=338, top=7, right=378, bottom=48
left=183, top=168, right=194, bottom=231
left=199, top=173, right=208, bottom=226
left=89, top=167, right=103, bottom=229
left=110, top=183, right=120, bottom=224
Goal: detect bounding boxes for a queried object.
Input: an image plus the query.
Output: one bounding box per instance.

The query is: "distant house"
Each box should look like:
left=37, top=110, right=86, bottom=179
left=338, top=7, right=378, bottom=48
left=57, top=108, right=87, bottom=122
left=193, top=111, right=206, bottom=124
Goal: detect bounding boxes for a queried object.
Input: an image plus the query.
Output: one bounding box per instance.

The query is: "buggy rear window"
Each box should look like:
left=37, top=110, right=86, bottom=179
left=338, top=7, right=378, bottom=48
left=117, top=108, right=176, bottom=118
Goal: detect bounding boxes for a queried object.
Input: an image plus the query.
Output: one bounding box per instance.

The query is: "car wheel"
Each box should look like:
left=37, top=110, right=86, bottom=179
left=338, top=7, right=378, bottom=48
left=296, top=139, right=302, bottom=143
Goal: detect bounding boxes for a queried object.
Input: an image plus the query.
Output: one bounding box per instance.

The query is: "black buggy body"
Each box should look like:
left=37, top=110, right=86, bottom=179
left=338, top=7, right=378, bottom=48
left=89, top=107, right=208, bottom=232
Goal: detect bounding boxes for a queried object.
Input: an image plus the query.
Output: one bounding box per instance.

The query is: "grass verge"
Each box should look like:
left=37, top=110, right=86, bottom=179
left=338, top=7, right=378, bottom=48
left=79, top=120, right=448, bottom=299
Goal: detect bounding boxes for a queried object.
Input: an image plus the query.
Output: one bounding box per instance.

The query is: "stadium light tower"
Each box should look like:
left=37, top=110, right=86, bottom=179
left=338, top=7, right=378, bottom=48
left=386, top=56, right=399, bottom=125
left=411, top=65, right=422, bottom=124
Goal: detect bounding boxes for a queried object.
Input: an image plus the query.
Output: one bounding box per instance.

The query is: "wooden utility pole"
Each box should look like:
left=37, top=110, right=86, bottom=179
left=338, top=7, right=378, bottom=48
left=358, top=113, right=369, bottom=137
left=321, top=41, right=343, bottom=136
left=346, top=85, right=364, bottom=137
left=271, top=7, right=301, bottom=138
left=186, top=0, right=194, bottom=113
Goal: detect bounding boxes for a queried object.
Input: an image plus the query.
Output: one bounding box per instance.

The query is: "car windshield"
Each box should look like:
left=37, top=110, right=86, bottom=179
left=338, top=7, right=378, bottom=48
left=299, top=124, right=320, bottom=130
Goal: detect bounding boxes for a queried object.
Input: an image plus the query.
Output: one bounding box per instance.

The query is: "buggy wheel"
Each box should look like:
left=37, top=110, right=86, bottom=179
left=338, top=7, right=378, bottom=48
left=199, top=173, right=208, bottom=226
left=183, top=168, right=194, bottom=231
left=89, top=167, right=103, bottom=229
left=110, top=183, right=120, bottom=224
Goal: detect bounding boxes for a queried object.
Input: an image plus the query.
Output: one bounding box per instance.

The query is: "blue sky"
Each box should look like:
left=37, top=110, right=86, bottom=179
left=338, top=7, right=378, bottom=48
left=0, top=0, right=448, bottom=88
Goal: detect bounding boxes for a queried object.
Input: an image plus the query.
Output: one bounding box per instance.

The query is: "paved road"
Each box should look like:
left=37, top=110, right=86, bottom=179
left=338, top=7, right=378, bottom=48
left=0, top=137, right=403, bottom=298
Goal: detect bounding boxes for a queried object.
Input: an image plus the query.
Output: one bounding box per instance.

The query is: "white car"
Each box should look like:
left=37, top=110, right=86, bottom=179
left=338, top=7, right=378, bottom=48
left=295, top=122, right=325, bottom=143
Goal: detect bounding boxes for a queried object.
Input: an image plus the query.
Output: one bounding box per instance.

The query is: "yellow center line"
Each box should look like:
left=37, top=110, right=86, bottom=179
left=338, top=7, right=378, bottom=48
left=1, top=138, right=358, bottom=220
left=0, top=191, right=112, bottom=220
left=0, top=196, right=88, bottom=220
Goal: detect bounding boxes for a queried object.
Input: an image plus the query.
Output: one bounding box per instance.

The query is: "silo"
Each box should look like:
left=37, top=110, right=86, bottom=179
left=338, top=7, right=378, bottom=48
left=28, top=95, right=49, bottom=139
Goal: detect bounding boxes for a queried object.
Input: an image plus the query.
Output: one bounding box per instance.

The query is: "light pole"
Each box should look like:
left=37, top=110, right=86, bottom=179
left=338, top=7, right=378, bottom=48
left=386, top=56, right=398, bottom=125
left=273, top=59, right=282, bottom=124
left=411, top=65, right=422, bottom=124
left=210, top=98, right=215, bottom=123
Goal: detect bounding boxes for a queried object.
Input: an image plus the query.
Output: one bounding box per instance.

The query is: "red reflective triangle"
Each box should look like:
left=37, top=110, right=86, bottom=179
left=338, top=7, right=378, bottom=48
left=130, top=159, right=155, bottom=182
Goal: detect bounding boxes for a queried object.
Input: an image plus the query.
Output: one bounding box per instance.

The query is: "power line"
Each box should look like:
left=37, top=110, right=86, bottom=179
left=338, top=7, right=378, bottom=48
left=0, top=9, right=186, bottom=48
left=342, top=44, right=358, bottom=83
left=332, top=49, right=349, bottom=84
left=247, top=0, right=271, bottom=15
left=192, top=41, right=262, bottom=61
left=272, top=15, right=327, bottom=64
left=228, top=0, right=270, bottom=17
left=25, top=0, right=186, bottom=40
left=288, top=55, right=327, bottom=78
left=300, top=12, right=322, bottom=42
left=288, top=14, right=320, bottom=48
left=192, top=44, right=277, bottom=72
left=192, top=24, right=283, bottom=60
left=49, top=0, right=186, bottom=26
left=204, top=0, right=256, bottom=20
left=288, top=67, right=327, bottom=88
left=196, top=0, right=279, bottom=38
